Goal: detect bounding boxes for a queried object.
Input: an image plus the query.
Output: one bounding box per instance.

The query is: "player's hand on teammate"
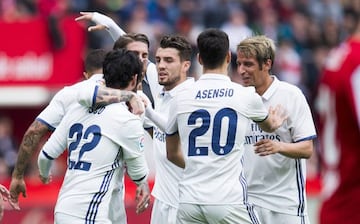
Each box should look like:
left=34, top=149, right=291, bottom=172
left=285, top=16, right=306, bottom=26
left=268, top=104, right=288, bottom=129
left=128, top=94, right=145, bottom=116
left=135, top=182, right=151, bottom=214
left=138, top=92, right=151, bottom=109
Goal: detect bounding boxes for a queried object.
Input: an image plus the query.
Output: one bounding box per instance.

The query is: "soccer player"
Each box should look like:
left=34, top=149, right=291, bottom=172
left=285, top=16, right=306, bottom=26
left=146, top=35, right=194, bottom=224
left=316, top=6, right=360, bottom=224
left=37, top=49, right=151, bottom=223
left=236, top=35, right=316, bottom=224
left=166, top=28, right=287, bottom=224
left=9, top=49, right=142, bottom=209
left=75, top=12, right=163, bottom=108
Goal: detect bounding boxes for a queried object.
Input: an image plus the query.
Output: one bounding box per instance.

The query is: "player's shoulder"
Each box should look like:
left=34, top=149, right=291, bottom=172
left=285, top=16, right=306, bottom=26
left=229, top=81, right=257, bottom=95
left=276, top=79, right=304, bottom=96
left=105, top=103, right=142, bottom=122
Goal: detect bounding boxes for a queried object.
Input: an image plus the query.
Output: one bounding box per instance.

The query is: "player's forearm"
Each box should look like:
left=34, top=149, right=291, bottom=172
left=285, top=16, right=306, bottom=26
left=278, top=140, right=314, bottom=159
left=96, top=86, right=136, bottom=105
left=12, top=121, right=49, bottom=179
left=145, top=106, right=167, bottom=132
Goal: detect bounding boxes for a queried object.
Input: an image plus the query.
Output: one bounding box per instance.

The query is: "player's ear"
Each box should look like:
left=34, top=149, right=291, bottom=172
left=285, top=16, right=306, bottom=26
left=182, top=60, right=191, bottom=72
left=83, top=72, right=89, bottom=79
left=197, top=53, right=203, bottom=65
left=131, top=74, right=138, bottom=91
left=226, top=51, right=231, bottom=64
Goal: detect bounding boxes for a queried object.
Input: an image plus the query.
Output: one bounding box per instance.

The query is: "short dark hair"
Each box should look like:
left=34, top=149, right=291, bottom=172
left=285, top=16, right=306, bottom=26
left=197, top=28, right=229, bottom=69
left=159, top=35, right=192, bottom=61
left=84, top=49, right=107, bottom=74
left=103, top=49, right=142, bottom=89
left=113, top=33, right=150, bottom=50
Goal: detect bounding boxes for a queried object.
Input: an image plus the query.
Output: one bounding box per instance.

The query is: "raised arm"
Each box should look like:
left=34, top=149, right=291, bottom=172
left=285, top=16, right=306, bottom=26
left=75, top=12, right=126, bottom=41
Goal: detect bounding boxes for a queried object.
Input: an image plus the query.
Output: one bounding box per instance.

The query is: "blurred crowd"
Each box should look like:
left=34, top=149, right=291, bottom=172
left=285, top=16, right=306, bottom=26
left=0, top=0, right=359, bottom=180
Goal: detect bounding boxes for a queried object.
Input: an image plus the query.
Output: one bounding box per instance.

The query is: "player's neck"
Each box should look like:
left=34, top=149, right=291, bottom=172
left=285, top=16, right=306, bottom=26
left=255, top=75, right=273, bottom=96
left=202, top=65, right=229, bottom=76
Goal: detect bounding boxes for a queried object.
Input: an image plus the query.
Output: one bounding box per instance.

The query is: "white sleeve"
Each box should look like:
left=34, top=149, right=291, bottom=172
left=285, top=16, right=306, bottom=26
left=37, top=118, right=68, bottom=177
left=126, top=156, right=149, bottom=185
left=77, top=82, right=99, bottom=108
left=36, top=87, right=70, bottom=130
left=245, top=90, right=268, bottom=122
left=289, top=89, right=317, bottom=141
left=92, top=12, right=126, bottom=41
left=37, top=151, right=54, bottom=178
left=145, top=106, right=167, bottom=132
left=41, top=118, right=69, bottom=159
left=115, top=115, right=149, bottom=185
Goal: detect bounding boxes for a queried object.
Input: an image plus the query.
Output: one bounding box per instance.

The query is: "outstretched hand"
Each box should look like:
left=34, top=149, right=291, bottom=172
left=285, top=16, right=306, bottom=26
left=75, top=12, right=107, bottom=32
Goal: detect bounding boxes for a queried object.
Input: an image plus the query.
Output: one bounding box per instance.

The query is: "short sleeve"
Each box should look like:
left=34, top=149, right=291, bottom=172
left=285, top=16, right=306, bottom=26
left=36, top=87, right=72, bottom=130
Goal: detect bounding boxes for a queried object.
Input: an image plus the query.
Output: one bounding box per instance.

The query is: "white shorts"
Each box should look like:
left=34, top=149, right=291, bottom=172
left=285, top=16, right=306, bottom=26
left=150, top=199, right=178, bottom=224
left=176, top=203, right=261, bottom=224
left=54, top=212, right=109, bottom=224
left=55, top=188, right=126, bottom=224
left=254, top=205, right=310, bottom=224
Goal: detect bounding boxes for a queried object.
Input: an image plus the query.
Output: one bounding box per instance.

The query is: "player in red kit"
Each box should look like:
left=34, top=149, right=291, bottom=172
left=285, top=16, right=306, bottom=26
left=316, top=6, right=360, bottom=224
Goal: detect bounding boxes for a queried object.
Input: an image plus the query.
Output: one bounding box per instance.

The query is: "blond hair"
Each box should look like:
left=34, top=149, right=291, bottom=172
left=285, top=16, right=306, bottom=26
left=237, top=35, right=276, bottom=69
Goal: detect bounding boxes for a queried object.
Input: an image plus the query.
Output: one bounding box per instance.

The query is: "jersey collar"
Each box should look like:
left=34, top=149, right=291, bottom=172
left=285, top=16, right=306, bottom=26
left=160, top=77, right=195, bottom=98
left=199, top=73, right=231, bottom=82
left=262, top=75, right=280, bottom=101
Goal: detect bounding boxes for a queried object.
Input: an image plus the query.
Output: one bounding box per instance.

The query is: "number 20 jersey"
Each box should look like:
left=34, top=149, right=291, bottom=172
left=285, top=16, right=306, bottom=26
left=166, top=74, right=268, bottom=204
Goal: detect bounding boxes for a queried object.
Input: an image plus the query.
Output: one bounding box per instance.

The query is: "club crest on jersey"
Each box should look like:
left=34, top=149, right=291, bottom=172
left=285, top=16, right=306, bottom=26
left=139, top=136, right=145, bottom=151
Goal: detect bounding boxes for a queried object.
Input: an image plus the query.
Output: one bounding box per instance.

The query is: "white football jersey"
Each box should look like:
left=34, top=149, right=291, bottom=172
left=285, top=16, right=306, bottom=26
left=39, top=102, right=146, bottom=222
left=151, top=78, right=194, bottom=208
left=36, top=74, right=104, bottom=130
left=243, top=76, right=317, bottom=216
left=166, top=74, right=268, bottom=204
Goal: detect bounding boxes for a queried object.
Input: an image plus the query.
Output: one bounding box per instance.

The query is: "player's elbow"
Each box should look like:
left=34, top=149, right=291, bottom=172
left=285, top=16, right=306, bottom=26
left=303, top=146, right=313, bottom=159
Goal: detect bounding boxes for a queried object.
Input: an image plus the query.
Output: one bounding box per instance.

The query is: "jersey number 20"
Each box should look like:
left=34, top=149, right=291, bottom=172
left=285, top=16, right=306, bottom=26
left=188, top=108, right=237, bottom=156
left=68, top=123, right=101, bottom=171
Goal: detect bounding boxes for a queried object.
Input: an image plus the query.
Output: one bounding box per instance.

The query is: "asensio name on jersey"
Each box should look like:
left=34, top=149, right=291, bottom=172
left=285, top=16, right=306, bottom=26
left=195, top=88, right=234, bottom=99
